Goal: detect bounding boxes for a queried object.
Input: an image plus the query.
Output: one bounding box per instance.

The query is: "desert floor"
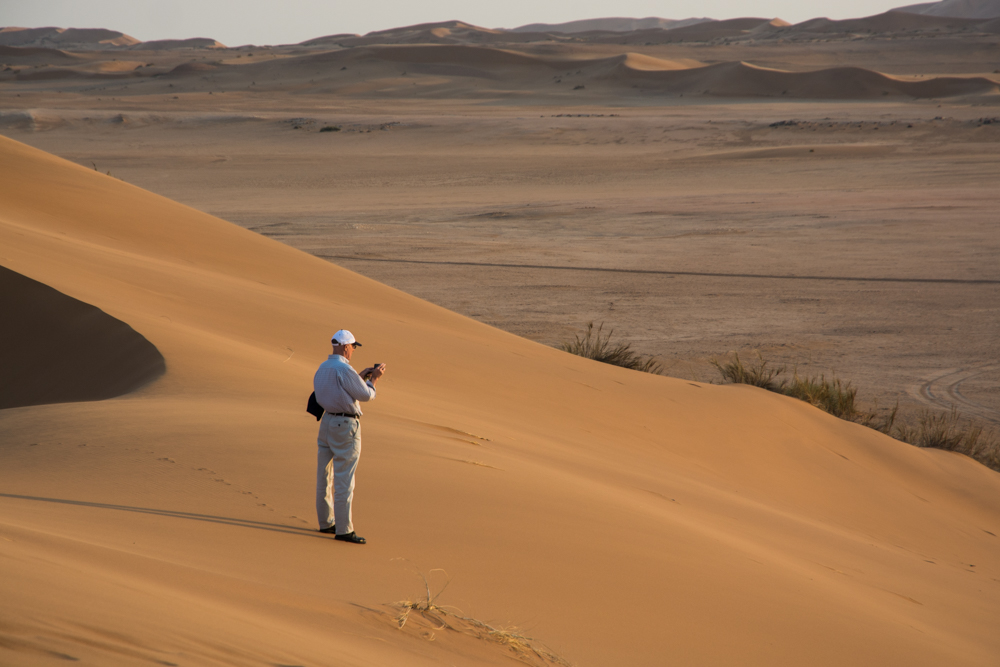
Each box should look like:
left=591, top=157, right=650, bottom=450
left=4, top=93, right=999, bottom=424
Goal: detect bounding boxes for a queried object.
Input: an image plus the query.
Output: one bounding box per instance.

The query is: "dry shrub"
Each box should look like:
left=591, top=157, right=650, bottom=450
left=712, top=352, right=999, bottom=472
left=783, top=372, right=859, bottom=420
left=391, top=570, right=569, bottom=667
left=895, top=408, right=999, bottom=469
left=711, top=352, right=786, bottom=391
left=560, top=322, right=662, bottom=374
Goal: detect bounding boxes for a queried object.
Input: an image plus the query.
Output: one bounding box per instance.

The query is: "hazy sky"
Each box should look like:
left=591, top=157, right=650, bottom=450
left=3, top=1, right=915, bottom=46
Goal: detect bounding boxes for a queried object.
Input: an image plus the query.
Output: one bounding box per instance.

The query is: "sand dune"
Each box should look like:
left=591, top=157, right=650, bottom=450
left=4, top=35, right=996, bottom=98
left=116, top=42, right=995, bottom=99
left=2, top=117, right=1000, bottom=667
left=652, top=17, right=787, bottom=40
left=0, top=26, right=224, bottom=52
left=897, top=0, right=1000, bottom=18
left=304, top=21, right=574, bottom=47
left=164, top=61, right=220, bottom=76
left=0, top=44, right=77, bottom=62
left=131, top=37, right=226, bottom=50
left=789, top=10, right=988, bottom=33
left=0, top=26, right=139, bottom=49
left=511, top=17, right=710, bottom=33
left=617, top=60, right=1000, bottom=98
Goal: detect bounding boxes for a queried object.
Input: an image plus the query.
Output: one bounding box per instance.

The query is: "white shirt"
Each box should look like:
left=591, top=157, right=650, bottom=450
left=313, top=354, right=376, bottom=416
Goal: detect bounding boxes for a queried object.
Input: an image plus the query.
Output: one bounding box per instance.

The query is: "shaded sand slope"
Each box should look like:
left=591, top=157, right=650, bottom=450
left=1, top=134, right=999, bottom=665
left=0, top=264, right=165, bottom=409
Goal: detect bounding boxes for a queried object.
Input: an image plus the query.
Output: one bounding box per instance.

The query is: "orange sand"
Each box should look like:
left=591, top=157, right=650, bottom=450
left=2, top=131, right=999, bottom=665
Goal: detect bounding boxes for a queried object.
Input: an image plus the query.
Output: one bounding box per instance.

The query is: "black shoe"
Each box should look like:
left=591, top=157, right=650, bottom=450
left=334, top=531, right=366, bottom=544
left=319, top=525, right=336, bottom=534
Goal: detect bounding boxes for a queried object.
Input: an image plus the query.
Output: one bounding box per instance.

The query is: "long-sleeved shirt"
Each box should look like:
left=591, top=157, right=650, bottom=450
left=313, top=354, right=376, bottom=416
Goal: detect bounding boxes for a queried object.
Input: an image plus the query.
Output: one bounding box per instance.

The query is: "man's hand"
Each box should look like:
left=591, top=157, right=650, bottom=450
left=362, top=364, right=386, bottom=384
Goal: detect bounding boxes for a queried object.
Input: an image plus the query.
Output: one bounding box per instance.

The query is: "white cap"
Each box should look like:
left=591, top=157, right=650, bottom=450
left=331, top=329, right=361, bottom=346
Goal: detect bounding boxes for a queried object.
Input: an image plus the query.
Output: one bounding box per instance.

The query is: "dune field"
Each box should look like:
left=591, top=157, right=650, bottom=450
left=2, top=6, right=1000, bottom=666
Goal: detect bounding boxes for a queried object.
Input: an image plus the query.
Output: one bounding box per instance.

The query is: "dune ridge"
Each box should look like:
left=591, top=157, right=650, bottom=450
left=511, top=17, right=711, bottom=33
left=613, top=59, right=1000, bottom=98
left=784, top=9, right=989, bottom=33
left=189, top=43, right=1000, bottom=99
left=132, top=37, right=226, bottom=50
left=26, top=41, right=982, bottom=99
left=896, top=0, right=1000, bottom=18
left=0, top=26, right=139, bottom=49
left=8, top=35, right=994, bottom=99
left=1, top=123, right=999, bottom=667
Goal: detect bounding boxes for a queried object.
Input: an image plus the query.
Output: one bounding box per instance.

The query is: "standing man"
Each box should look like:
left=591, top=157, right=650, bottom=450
left=313, top=329, right=385, bottom=544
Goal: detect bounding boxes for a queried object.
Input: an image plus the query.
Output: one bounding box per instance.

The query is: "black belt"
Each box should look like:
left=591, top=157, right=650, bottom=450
left=327, top=412, right=360, bottom=419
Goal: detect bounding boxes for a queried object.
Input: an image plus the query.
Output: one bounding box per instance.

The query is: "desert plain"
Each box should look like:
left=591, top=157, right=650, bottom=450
left=1, top=8, right=1000, bottom=667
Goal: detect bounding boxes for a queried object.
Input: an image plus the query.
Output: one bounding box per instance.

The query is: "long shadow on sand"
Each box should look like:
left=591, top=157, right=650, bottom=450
left=0, top=493, right=323, bottom=539
left=320, top=255, right=1000, bottom=285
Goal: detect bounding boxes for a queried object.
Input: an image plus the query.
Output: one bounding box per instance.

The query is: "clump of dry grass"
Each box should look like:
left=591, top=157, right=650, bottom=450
left=895, top=408, right=999, bottom=469
left=783, top=371, right=859, bottom=420
left=391, top=570, right=570, bottom=667
left=711, top=352, right=786, bottom=391
left=560, top=322, right=662, bottom=374
left=711, top=351, right=999, bottom=472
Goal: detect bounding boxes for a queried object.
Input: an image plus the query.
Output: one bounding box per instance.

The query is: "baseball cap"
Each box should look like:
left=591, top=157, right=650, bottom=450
left=331, top=329, right=362, bottom=346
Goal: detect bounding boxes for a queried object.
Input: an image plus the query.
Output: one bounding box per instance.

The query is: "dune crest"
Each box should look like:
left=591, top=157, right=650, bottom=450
left=138, top=42, right=995, bottom=100
left=511, top=16, right=711, bottom=33
left=0, top=26, right=139, bottom=49
left=132, top=37, right=226, bottom=50
left=896, top=0, right=1000, bottom=18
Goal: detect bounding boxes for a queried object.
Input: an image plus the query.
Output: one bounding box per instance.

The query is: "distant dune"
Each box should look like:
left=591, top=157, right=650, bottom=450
left=895, top=0, right=1000, bottom=18
left=511, top=16, right=710, bottom=33
left=0, top=26, right=138, bottom=49
left=0, top=44, right=77, bottom=62
left=786, top=10, right=988, bottom=33
left=614, top=59, right=1000, bottom=98
left=14, top=36, right=995, bottom=99
left=644, top=17, right=788, bottom=41
left=131, top=37, right=225, bottom=50
left=149, top=42, right=997, bottom=100
left=302, top=20, right=571, bottom=47
left=0, top=26, right=224, bottom=51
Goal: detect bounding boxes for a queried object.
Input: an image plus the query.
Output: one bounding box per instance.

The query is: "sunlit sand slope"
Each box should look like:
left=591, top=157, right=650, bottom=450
left=1, top=135, right=999, bottom=666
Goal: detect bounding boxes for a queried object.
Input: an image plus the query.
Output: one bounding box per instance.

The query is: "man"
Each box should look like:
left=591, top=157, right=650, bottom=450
left=313, top=329, right=385, bottom=544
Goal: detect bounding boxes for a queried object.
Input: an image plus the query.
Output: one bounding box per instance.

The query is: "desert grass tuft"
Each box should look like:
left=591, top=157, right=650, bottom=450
left=783, top=371, right=859, bottom=420
left=711, top=352, right=786, bottom=391
left=560, top=322, right=662, bottom=374
left=712, top=352, right=999, bottom=472
left=390, top=569, right=570, bottom=666
left=894, top=408, right=999, bottom=469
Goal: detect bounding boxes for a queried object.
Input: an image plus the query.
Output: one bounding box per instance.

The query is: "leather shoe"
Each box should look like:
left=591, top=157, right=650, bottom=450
left=318, top=525, right=336, bottom=534
left=334, top=531, right=366, bottom=544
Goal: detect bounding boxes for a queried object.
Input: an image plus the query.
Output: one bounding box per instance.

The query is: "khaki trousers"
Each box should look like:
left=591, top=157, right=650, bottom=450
left=316, top=413, right=362, bottom=534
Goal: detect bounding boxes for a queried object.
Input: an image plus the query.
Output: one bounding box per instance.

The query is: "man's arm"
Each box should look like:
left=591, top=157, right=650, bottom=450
left=340, top=366, right=377, bottom=402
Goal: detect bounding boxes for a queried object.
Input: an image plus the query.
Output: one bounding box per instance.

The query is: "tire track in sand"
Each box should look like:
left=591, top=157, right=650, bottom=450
left=910, top=363, right=1000, bottom=425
